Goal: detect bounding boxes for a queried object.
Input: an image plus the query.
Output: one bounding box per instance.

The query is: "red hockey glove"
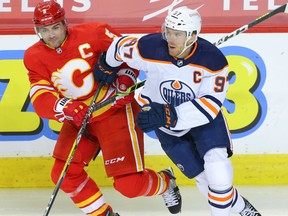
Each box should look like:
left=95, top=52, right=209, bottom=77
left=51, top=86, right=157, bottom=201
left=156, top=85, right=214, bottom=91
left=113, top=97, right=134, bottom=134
left=112, top=68, right=137, bottom=108
left=54, top=98, right=89, bottom=128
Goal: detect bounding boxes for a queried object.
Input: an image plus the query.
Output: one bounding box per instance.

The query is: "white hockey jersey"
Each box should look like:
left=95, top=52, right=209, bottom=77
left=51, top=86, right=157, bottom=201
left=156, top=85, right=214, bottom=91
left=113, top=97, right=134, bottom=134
left=106, top=33, right=229, bottom=136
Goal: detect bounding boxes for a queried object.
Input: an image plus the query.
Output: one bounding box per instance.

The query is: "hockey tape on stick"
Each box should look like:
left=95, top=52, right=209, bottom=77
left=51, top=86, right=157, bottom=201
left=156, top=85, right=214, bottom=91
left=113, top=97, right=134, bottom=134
left=92, top=79, right=146, bottom=112
left=214, top=3, right=288, bottom=46
left=43, top=83, right=103, bottom=216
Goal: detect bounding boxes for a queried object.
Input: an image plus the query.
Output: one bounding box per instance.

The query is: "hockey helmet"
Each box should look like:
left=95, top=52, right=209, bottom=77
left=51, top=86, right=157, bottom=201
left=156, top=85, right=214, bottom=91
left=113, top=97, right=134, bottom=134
left=33, top=0, right=66, bottom=27
left=164, top=6, right=202, bottom=38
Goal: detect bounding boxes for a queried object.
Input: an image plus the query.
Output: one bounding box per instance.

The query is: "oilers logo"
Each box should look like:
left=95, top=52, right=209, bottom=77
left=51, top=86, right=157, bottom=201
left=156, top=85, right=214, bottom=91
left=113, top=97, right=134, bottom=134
left=160, top=80, right=195, bottom=106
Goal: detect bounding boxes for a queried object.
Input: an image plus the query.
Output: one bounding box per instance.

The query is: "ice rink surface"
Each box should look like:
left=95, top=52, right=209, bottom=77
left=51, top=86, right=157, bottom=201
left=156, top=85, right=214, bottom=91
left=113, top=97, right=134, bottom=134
left=1, top=186, right=287, bottom=216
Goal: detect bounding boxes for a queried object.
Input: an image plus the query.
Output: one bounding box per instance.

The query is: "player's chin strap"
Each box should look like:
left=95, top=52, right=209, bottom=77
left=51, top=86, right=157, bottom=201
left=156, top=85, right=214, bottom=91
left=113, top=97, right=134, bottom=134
left=176, top=36, right=197, bottom=58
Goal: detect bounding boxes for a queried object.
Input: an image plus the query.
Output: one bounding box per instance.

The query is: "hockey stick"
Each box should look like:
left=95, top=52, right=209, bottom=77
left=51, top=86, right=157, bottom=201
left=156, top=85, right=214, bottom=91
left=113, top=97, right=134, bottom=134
left=43, top=83, right=103, bottom=216
left=92, top=79, right=146, bottom=111
left=94, top=3, right=288, bottom=110
left=213, top=3, right=288, bottom=46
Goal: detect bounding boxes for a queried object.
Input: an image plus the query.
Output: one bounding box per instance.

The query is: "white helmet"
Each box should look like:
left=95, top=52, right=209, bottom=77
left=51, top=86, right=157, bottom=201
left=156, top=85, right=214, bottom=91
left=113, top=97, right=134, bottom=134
left=163, top=6, right=202, bottom=58
left=164, top=6, right=202, bottom=38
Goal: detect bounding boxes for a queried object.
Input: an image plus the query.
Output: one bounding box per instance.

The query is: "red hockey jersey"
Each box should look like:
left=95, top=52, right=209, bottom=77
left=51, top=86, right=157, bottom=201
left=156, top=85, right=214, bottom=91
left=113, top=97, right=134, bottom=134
left=24, top=22, right=134, bottom=122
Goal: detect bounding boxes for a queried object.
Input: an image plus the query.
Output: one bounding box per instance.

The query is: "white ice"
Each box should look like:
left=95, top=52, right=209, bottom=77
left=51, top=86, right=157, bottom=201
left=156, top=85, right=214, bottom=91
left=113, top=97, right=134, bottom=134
left=0, top=186, right=287, bottom=216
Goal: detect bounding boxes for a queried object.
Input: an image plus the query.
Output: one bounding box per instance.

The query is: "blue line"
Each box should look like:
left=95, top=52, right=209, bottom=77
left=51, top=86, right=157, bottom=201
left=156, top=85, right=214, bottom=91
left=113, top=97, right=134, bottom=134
left=0, top=50, right=24, bottom=59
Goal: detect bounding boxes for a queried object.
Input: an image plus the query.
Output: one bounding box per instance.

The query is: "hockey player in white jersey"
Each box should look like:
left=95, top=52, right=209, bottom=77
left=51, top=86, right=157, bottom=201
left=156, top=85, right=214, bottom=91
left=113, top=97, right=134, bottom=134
left=93, top=6, right=261, bottom=216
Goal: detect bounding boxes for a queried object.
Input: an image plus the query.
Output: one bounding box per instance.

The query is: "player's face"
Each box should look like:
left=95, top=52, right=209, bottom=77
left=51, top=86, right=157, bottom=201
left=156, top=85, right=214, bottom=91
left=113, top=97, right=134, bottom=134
left=165, top=28, right=188, bottom=57
left=37, top=22, right=67, bottom=48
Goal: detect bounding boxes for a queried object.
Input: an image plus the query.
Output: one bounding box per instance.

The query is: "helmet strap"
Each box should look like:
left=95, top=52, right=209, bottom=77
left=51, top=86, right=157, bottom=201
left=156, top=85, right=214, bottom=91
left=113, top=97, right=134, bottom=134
left=176, top=36, right=197, bottom=58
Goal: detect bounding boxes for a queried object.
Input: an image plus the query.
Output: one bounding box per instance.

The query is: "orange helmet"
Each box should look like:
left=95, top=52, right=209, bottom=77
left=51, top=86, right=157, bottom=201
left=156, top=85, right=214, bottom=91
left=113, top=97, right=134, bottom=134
left=33, top=1, right=65, bottom=27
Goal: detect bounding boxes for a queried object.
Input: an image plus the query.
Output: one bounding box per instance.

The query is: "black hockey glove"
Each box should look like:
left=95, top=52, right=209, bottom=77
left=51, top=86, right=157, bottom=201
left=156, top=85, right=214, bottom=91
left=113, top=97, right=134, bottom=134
left=136, top=102, right=178, bottom=132
left=93, top=52, right=119, bottom=85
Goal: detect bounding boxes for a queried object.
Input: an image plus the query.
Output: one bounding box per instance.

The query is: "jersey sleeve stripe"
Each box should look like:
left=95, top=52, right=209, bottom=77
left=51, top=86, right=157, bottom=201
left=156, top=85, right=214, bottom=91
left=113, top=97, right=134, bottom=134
left=204, top=95, right=222, bottom=107
left=30, top=84, right=55, bottom=96
left=30, top=85, right=57, bottom=101
left=199, top=98, right=219, bottom=116
left=191, top=100, right=213, bottom=122
left=30, top=89, right=58, bottom=103
left=115, top=36, right=135, bottom=61
left=137, top=94, right=149, bottom=106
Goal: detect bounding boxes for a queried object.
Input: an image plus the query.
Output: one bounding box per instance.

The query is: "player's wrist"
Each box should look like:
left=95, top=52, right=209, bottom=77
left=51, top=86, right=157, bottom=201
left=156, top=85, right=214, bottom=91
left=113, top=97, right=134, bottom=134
left=101, top=51, right=119, bottom=70
left=54, top=98, right=71, bottom=113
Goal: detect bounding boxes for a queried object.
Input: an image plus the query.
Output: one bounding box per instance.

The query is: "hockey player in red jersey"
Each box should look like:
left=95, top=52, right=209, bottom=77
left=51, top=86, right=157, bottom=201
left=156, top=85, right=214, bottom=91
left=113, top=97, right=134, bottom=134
left=94, top=5, right=262, bottom=216
left=24, top=1, right=181, bottom=215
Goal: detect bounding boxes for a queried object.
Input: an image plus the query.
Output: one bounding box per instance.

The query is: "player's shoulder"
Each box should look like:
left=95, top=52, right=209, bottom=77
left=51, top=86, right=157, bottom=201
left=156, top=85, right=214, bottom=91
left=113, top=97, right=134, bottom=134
left=24, top=40, right=45, bottom=61
left=139, top=33, right=163, bottom=44
left=197, top=37, right=226, bottom=59
left=195, top=37, right=228, bottom=70
left=70, top=22, right=113, bottom=34
left=72, top=22, right=108, bottom=29
left=70, top=22, right=121, bottom=39
left=137, top=33, right=168, bottom=60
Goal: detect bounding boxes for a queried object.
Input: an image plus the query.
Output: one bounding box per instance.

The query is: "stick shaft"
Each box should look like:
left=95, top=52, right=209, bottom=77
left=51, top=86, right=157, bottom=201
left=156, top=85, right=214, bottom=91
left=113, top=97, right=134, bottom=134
left=93, top=80, right=146, bottom=112
left=43, top=84, right=103, bottom=216
left=213, top=3, right=288, bottom=46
